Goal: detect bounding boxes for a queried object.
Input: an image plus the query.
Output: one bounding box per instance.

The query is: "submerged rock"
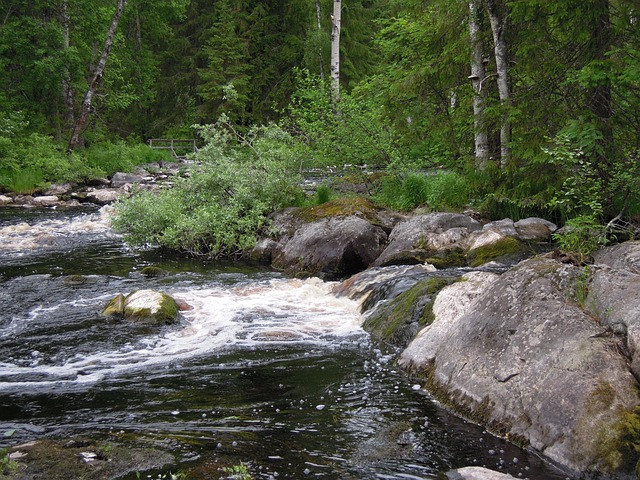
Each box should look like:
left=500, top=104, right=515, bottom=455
left=101, top=290, right=181, bottom=324
left=446, top=466, right=518, bottom=480
left=398, top=255, right=640, bottom=477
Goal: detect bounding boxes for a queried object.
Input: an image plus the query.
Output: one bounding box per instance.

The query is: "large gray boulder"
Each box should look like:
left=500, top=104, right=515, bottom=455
left=399, top=255, right=640, bottom=477
left=373, top=213, right=482, bottom=267
left=271, top=215, right=387, bottom=279
left=588, top=241, right=640, bottom=381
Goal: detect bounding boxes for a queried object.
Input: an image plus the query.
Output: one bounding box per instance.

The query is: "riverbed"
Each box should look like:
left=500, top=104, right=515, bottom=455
left=0, top=206, right=571, bottom=479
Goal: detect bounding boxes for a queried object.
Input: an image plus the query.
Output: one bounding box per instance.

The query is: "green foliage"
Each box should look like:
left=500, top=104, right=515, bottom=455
left=222, top=462, right=253, bottom=480
left=553, top=215, right=607, bottom=264
left=287, top=69, right=401, bottom=169
left=0, top=447, right=18, bottom=475
left=375, top=171, right=470, bottom=212
left=315, top=184, right=332, bottom=205
left=113, top=119, right=304, bottom=257
left=84, top=142, right=172, bottom=177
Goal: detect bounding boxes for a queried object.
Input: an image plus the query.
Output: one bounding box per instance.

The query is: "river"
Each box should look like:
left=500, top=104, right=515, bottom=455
left=0, top=206, right=571, bottom=479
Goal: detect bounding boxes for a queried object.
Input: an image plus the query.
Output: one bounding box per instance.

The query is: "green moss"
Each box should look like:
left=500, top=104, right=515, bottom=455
left=363, top=276, right=456, bottom=346
left=140, top=266, right=165, bottom=278
left=100, top=293, right=125, bottom=319
left=467, top=237, right=526, bottom=267
left=581, top=381, right=640, bottom=475
left=424, top=248, right=468, bottom=269
left=297, top=196, right=380, bottom=223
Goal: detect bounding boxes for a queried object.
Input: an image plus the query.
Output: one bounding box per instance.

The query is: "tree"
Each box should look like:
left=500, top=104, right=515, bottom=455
left=68, top=0, right=127, bottom=153
left=330, top=0, right=342, bottom=104
left=486, top=0, right=511, bottom=168
left=468, top=0, right=490, bottom=169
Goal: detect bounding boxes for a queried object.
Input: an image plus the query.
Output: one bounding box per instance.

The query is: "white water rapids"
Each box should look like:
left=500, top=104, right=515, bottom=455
left=0, top=276, right=366, bottom=393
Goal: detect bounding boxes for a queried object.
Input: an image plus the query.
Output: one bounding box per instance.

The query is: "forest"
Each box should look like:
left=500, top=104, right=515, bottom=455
left=1, top=0, right=639, bottom=258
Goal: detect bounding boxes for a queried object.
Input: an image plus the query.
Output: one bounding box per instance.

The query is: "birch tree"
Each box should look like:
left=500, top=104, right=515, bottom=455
left=330, top=0, right=342, bottom=105
left=68, top=0, right=127, bottom=153
left=486, top=0, right=511, bottom=168
left=468, top=0, right=490, bottom=169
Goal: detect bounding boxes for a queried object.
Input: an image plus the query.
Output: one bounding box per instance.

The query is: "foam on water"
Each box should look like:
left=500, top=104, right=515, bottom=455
left=0, top=206, right=117, bottom=256
left=0, top=277, right=365, bottom=393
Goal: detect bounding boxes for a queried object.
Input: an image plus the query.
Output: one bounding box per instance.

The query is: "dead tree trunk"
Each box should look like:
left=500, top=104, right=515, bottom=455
left=469, top=0, right=490, bottom=170
left=486, top=0, right=511, bottom=168
left=316, top=0, right=326, bottom=81
left=67, top=0, right=127, bottom=153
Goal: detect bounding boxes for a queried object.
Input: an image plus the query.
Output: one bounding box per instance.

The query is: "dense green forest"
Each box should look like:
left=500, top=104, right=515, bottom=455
left=1, top=0, right=639, bottom=256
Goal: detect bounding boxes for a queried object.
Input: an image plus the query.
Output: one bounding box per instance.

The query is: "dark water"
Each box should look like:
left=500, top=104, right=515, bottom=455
left=0, top=207, right=571, bottom=479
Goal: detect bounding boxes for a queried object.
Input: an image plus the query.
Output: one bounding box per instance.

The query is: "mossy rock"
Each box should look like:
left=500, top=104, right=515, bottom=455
left=140, top=266, right=165, bottom=278
left=424, top=248, right=468, bottom=269
left=467, top=236, right=527, bottom=267
left=100, top=293, right=125, bottom=319
left=101, top=290, right=180, bottom=324
left=297, top=197, right=380, bottom=223
left=363, top=276, right=456, bottom=347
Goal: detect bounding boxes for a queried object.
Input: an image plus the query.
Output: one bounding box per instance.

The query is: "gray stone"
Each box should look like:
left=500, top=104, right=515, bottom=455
left=399, top=255, right=640, bottom=476
left=110, top=171, right=144, bottom=188
left=86, top=188, right=124, bottom=205
left=31, top=195, right=60, bottom=207
left=593, top=240, right=640, bottom=275
left=446, top=466, right=518, bottom=480
left=0, top=194, right=14, bottom=205
left=272, top=215, right=387, bottom=279
left=101, top=289, right=181, bottom=325
left=373, top=213, right=482, bottom=267
left=514, top=217, right=557, bottom=241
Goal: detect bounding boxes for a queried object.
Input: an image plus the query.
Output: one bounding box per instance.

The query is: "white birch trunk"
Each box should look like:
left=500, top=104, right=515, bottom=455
left=469, top=0, right=490, bottom=169
left=330, top=0, right=342, bottom=105
left=486, top=0, right=511, bottom=168
left=68, top=0, right=127, bottom=153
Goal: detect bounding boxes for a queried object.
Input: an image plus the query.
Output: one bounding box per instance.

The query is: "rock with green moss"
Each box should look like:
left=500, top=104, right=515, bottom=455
left=399, top=255, right=640, bottom=478
left=363, top=276, right=456, bottom=347
left=373, top=213, right=482, bottom=268
left=101, top=290, right=180, bottom=324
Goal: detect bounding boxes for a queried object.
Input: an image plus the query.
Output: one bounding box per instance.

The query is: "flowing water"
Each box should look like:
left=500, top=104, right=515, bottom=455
left=0, top=207, right=571, bottom=479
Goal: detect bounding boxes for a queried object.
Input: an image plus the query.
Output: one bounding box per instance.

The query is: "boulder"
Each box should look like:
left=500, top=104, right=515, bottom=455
left=446, top=467, right=518, bottom=480
left=587, top=242, right=640, bottom=381
left=101, top=290, right=181, bottom=324
left=399, top=255, right=640, bottom=477
left=373, top=213, right=482, bottom=267
left=514, top=217, right=557, bottom=241
left=85, top=188, right=125, bottom=205
left=31, top=195, right=60, bottom=207
left=110, top=172, right=144, bottom=188
left=272, top=215, right=387, bottom=279
left=0, top=194, right=14, bottom=205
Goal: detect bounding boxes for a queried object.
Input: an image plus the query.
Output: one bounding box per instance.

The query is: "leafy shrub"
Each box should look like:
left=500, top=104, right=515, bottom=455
left=375, top=171, right=470, bottom=211
left=113, top=119, right=304, bottom=257
left=552, top=215, right=607, bottom=264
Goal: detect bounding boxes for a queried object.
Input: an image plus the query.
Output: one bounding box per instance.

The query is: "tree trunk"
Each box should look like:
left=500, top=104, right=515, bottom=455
left=590, top=0, right=614, bottom=182
left=316, top=0, right=325, bottom=81
left=60, top=0, right=75, bottom=134
left=486, top=0, right=511, bottom=168
left=67, top=0, right=127, bottom=153
left=330, top=0, right=342, bottom=106
left=469, top=0, right=490, bottom=170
